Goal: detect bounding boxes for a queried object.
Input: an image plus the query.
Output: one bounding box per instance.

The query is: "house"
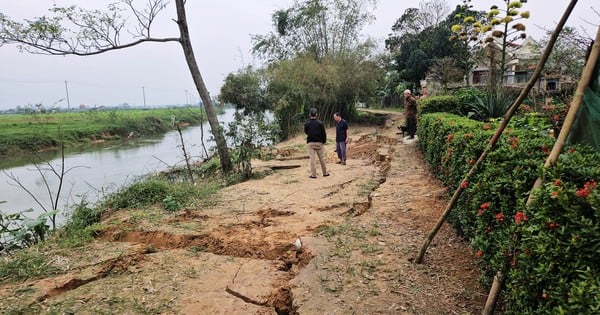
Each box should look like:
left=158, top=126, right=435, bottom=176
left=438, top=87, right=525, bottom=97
left=468, top=36, right=570, bottom=93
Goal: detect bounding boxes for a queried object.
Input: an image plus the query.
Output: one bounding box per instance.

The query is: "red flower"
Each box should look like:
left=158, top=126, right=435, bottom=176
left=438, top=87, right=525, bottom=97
left=514, top=212, right=528, bottom=225
left=480, top=202, right=490, bottom=210
left=468, top=159, right=475, bottom=165
left=495, top=213, right=504, bottom=222
left=542, top=293, right=549, bottom=300
left=447, top=134, right=454, bottom=142
left=461, top=181, right=468, bottom=189
left=568, top=147, right=576, bottom=154
left=550, top=191, right=560, bottom=198
left=576, top=180, right=597, bottom=198
left=483, top=124, right=491, bottom=130
left=552, top=114, right=560, bottom=122
left=476, top=250, right=484, bottom=257
left=576, top=188, right=590, bottom=197
left=444, top=186, right=450, bottom=191
left=548, top=222, right=560, bottom=230
left=553, top=179, right=562, bottom=186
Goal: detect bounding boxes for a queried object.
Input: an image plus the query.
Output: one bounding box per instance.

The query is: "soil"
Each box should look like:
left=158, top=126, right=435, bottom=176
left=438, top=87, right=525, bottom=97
left=0, top=110, right=488, bottom=314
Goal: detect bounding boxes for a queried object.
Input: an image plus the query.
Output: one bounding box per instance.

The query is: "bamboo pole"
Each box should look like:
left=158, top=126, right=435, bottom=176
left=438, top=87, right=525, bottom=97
left=527, top=26, right=600, bottom=204
left=415, top=0, right=580, bottom=265
left=483, top=24, right=598, bottom=315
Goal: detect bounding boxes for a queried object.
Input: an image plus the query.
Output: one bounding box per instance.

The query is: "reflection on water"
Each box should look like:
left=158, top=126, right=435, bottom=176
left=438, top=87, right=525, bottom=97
left=0, top=109, right=236, bottom=222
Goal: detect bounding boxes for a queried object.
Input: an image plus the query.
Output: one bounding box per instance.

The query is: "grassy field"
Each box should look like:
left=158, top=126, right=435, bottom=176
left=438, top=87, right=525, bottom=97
left=0, top=107, right=206, bottom=156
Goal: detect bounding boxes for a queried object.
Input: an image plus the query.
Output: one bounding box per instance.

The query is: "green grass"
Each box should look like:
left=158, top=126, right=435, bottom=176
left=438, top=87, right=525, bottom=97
left=0, top=250, right=61, bottom=283
left=0, top=108, right=205, bottom=156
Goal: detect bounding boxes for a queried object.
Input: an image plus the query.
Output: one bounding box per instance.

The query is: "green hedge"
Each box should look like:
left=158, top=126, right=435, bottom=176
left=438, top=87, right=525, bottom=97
left=418, top=113, right=600, bottom=313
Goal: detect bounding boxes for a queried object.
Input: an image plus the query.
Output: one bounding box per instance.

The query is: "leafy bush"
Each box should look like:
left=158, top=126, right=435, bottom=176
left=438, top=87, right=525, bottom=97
left=452, top=87, right=486, bottom=108
left=418, top=112, right=599, bottom=312
left=418, top=95, right=462, bottom=116
left=503, top=148, right=600, bottom=314
left=102, top=176, right=218, bottom=211
left=0, top=208, right=55, bottom=253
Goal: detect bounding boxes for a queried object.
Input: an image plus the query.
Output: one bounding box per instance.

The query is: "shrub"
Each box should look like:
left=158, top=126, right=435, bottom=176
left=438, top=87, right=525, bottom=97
left=418, top=95, right=462, bottom=116
left=418, top=112, right=599, bottom=312
left=103, top=178, right=172, bottom=209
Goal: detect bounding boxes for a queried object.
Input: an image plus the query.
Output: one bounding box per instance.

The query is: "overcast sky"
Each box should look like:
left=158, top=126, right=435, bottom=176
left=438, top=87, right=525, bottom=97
left=0, top=0, right=597, bottom=110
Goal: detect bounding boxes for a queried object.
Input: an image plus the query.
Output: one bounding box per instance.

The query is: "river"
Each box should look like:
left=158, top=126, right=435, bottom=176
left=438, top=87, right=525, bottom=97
left=0, top=108, right=236, bottom=223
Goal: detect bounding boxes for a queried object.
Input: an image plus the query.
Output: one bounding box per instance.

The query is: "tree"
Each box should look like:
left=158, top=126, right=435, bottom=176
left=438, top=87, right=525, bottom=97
left=250, top=0, right=382, bottom=139
left=219, top=67, right=268, bottom=116
left=540, top=26, right=590, bottom=82
left=0, top=0, right=232, bottom=172
left=386, top=0, right=450, bottom=48
left=451, top=0, right=530, bottom=90
left=252, top=0, right=376, bottom=62
left=384, top=0, right=468, bottom=95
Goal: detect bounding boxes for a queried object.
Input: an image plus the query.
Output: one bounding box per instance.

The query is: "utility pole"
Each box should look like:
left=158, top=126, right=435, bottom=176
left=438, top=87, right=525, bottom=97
left=64, top=80, right=71, bottom=111
left=142, top=86, right=147, bottom=108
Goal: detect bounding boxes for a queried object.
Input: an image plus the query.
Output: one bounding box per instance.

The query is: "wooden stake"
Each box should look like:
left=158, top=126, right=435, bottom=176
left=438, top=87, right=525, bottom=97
left=415, top=0, right=580, bottom=265
left=527, top=25, right=600, bottom=204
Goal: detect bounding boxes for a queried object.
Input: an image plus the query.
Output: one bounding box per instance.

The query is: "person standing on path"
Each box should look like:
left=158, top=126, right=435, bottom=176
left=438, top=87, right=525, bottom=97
left=403, top=89, right=418, bottom=140
left=333, top=112, right=348, bottom=165
left=304, top=108, right=330, bottom=178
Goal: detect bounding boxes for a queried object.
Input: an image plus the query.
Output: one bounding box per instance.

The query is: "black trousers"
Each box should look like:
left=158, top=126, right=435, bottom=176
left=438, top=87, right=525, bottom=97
left=406, top=117, right=417, bottom=137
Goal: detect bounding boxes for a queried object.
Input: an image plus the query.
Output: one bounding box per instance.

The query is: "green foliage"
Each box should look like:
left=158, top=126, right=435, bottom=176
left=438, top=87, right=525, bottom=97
left=0, top=208, right=54, bottom=253
left=265, top=54, right=382, bottom=139
left=102, top=175, right=219, bottom=212
left=385, top=1, right=470, bottom=90
left=226, top=111, right=280, bottom=179
left=0, top=250, right=60, bottom=283
left=467, top=90, right=516, bottom=120
left=418, top=112, right=599, bottom=312
left=503, top=149, right=600, bottom=314
left=418, top=95, right=462, bottom=116
left=103, top=179, right=171, bottom=209
left=219, top=66, right=268, bottom=115
left=452, top=87, right=486, bottom=107
left=57, top=200, right=102, bottom=248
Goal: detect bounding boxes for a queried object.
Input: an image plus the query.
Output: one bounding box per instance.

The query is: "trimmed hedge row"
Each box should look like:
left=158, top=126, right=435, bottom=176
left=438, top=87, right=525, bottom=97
left=418, top=112, right=600, bottom=313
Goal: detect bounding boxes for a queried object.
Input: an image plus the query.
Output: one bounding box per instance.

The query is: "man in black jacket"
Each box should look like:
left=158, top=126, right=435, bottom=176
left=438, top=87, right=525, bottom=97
left=304, top=108, right=330, bottom=178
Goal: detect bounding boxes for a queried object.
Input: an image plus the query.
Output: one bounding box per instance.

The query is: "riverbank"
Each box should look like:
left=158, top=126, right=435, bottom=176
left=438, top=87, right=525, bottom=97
left=0, top=110, right=487, bottom=314
left=0, top=107, right=207, bottom=157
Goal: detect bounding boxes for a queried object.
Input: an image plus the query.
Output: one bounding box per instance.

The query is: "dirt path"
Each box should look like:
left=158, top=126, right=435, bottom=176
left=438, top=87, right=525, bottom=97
left=0, top=110, right=487, bottom=314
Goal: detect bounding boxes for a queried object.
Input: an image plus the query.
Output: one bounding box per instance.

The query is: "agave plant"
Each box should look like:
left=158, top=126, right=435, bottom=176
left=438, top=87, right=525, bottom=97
left=467, top=90, right=516, bottom=121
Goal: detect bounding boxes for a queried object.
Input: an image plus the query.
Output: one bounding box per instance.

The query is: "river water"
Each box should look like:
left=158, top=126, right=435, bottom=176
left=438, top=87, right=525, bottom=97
left=0, top=108, right=236, bottom=222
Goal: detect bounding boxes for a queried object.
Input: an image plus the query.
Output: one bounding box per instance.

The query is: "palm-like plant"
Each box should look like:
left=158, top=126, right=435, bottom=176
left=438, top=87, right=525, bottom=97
left=467, top=90, right=515, bottom=121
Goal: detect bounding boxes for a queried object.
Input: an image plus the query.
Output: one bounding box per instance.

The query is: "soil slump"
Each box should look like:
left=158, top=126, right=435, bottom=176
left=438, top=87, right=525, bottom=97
left=0, top=111, right=486, bottom=314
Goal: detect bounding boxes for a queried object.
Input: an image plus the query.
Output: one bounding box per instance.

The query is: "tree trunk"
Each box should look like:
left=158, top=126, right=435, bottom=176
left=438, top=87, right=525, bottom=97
left=174, top=0, right=232, bottom=173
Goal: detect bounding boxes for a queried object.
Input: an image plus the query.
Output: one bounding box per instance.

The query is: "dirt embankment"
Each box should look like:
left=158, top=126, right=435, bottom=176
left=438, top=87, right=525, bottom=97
left=0, top=110, right=487, bottom=314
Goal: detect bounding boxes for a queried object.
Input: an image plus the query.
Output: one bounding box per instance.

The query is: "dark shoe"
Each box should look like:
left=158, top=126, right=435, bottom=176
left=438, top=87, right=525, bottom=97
left=309, top=175, right=317, bottom=178
left=336, top=160, right=342, bottom=164
left=323, top=173, right=330, bottom=177
left=342, top=161, right=346, bottom=165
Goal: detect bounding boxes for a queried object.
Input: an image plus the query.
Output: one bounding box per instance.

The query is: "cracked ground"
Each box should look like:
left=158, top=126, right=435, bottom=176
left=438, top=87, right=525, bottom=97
left=0, top=110, right=487, bottom=314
